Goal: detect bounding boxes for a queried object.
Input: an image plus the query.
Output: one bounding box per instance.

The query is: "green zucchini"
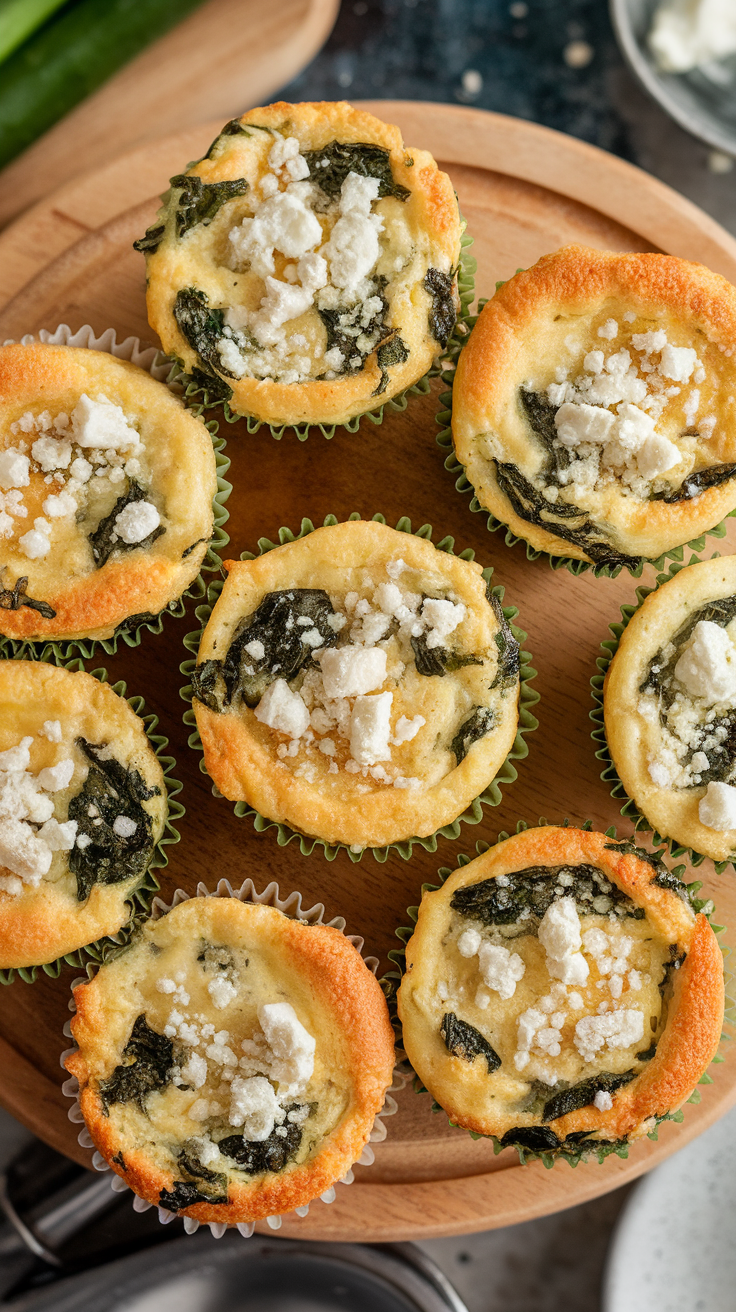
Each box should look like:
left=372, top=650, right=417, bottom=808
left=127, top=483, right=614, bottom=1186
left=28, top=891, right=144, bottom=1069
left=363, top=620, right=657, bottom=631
left=0, top=0, right=69, bottom=65
left=0, top=0, right=205, bottom=172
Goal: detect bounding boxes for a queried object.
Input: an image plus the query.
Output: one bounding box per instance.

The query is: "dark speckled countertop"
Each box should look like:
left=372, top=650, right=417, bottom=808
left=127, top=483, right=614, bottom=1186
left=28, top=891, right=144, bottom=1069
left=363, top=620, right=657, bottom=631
left=281, top=0, right=736, bottom=235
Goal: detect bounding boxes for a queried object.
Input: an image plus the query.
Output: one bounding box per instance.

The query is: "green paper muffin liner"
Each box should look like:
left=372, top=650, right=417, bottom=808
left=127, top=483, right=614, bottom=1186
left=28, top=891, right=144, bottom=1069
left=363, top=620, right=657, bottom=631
left=60, top=878, right=406, bottom=1237
left=180, top=511, right=539, bottom=863
left=384, top=818, right=733, bottom=1169
left=591, top=552, right=736, bottom=876
left=0, top=324, right=232, bottom=660
left=164, top=229, right=476, bottom=441
left=434, top=288, right=736, bottom=579
left=0, top=649, right=184, bottom=986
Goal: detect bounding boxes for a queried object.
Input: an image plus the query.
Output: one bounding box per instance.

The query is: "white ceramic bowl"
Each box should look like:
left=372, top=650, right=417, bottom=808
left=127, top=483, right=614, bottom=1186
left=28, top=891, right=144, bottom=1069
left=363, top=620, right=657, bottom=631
left=610, top=0, right=736, bottom=157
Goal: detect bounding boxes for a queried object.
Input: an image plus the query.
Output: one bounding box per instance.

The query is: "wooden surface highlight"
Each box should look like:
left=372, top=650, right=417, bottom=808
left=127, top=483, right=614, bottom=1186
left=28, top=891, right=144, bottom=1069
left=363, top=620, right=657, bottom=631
left=0, top=103, right=734, bottom=1240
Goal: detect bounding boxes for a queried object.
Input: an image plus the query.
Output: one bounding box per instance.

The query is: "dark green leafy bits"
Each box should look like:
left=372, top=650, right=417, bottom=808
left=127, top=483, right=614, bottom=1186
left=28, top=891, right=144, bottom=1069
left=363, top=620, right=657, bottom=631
left=88, top=480, right=165, bottom=569
left=169, top=173, right=249, bottom=240
left=0, top=573, right=55, bottom=618
left=440, top=1011, right=501, bottom=1073
left=99, top=1014, right=175, bottom=1114
left=303, top=141, right=410, bottom=202
left=450, top=707, right=496, bottom=764
left=449, top=863, right=643, bottom=927
left=373, top=335, right=410, bottom=395
left=541, top=1069, right=636, bottom=1123
left=218, top=1102, right=307, bottom=1174
left=68, top=738, right=160, bottom=902
left=423, top=267, right=456, bottom=349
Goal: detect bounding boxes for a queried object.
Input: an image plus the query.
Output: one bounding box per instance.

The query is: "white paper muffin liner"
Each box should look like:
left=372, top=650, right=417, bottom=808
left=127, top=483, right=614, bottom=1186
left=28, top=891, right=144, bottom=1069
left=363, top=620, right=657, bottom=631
left=59, top=877, right=404, bottom=1238
left=1, top=323, right=231, bottom=658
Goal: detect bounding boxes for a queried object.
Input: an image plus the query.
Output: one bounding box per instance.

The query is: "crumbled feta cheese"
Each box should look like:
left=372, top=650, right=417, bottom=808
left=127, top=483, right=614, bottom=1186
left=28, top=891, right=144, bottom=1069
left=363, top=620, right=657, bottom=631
left=699, top=780, right=736, bottom=831
left=70, top=456, right=93, bottom=483
left=392, top=714, right=425, bottom=745
left=42, top=489, right=76, bottom=518
left=574, top=1009, right=644, bottom=1063
left=0, top=816, right=52, bottom=883
left=538, top=897, right=590, bottom=986
left=318, top=645, right=387, bottom=698
left=349, top=691, right=393, bottom=765
left=477, top=942, right=526, bottom=1000
left=31, top=436, right=72, bottom=471
left=555, top=402, right=615, bottom=447
left=254, top=679, right=310, bottom=738
left=649, top=0, right=736, bottom=72
left=36, top=818, right=77, bottom=850
left=258, top=1001, right=315, bottom=1096
left=0, top=448, right=30, bottom=489
left=659, top=343, right=698, bottom=383
left=457, top=927, right=482, bottom=958
left=208, top=976, right=238, bottom=1010
left=674, top=620, right=736, bottom=704
left=71, top=394, right=141, bottom=449
left=112, top=815, right=137, bottom=838
left=113, top=499, right=160, bottom=544
left=635, top=431, right=681, bottom=480
left=36, top=759, right=74, bottom=792
left=322, top=173, right=383, bottom=297
left=420, top=597, right=466, bottom=648
left=598, top=319, right=619, bottom=340
left=228, top=1074, right=280, bottom=1139
left=181, top=1052, right=208, bottom=1090
left=594, top=1089, right=613, bottom=1111
left=40, top=720, right=62, bottom=742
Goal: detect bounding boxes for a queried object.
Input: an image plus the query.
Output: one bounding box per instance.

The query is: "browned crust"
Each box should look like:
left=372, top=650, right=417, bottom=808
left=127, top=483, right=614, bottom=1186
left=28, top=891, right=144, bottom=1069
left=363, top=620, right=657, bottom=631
left=398, top=826, right=724, bottom=1143
left=65, top=899, right=396, bottom=1222
left=452, top=245, right=736, bottom=561
left=191, top=520, right=520, bottom=848
left=604, top=555, right=736, bottom=863
left=0, top=343, right=216, bottom=640
left=145, top=101, right=461, bottom=426
left=0, top=662, right=166, bottom=968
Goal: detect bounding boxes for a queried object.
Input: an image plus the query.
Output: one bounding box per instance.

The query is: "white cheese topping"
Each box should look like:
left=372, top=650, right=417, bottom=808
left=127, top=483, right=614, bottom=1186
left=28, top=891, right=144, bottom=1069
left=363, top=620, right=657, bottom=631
left=674, top=620, right=736, bottom=704
left=349, top=691, right=393, bottom=765
left=113, top=500, right=160, bottom=545
left=228, top=1074, right=281, bottom=1139
left=71, top=394, right=142, bottom=450
left=254, top=679, right=310, bottom=739
left=574, top=1009, right=645, bottom=1064
left=0, top=448, right=30, bottom=489
left=258, top=1001, right=316, bottom=1097
left=699, top=780, right=736, bottom=830
left=318, top=644, right=387, bottom=698
left=537, top=897, right=590, bottom=987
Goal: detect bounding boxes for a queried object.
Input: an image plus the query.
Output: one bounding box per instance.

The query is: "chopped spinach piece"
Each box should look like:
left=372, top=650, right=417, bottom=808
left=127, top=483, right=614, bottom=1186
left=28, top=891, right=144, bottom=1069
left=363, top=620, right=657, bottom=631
left=440, top=1012, right=501, bottom=1073
left=205, top=119, right=272, bottom=158
left=652, top=463, right=736, bottom=503
left=114, top=610, right=162, bottom=635
left=450, top=707, right=496, bottom=764
left=112, top=1151, right=127, bottom=1170
left=159, top=1148, right=229, bottom=1211
left=218, top=1103, right=306, bottom=1174
left=603, top=839, right=673, bottom=885
left=660, top=945, right=686, bottom=997
left=304, top=141, right=410, bottom=201
left=174, top=287, right=239, bottom=383
left=133, top=223, right=165, bottom=255
left=170, top=173, right=248, bottom=240
left=0, top=574, right=55, bottom=619
left=99, top=1015, right=174, bottom=1113
left=181, top=537, right=207, bottom=559
left=488, top=590, right=520, bottom=690
left=636, top=1043, right=658, bottom=1061
left=410, top=623, right=482, bottom=678
left=450, top=863, right=644, bottom=928
left=423, top=268, right=456, bottom=349
left=562, top=1131, right=628, bottom=1153
left=499, top=1126, right=561, bottom=1152
left=68, top=738, right=159, bottom=902
left=541, top=1069, right=636, bottom=1122
left=319, top=285, right=392, bottom=378
left=186, top=365, right=233, bottom=402
left=494, top=460, right=641, bottom=571
left=88, top=481, right=165, bottom=569
left=373, top=334, right=410, bottom=395
left=518, top=387, right=573, bottom=475
left=191, top=589, right=340, bottom=712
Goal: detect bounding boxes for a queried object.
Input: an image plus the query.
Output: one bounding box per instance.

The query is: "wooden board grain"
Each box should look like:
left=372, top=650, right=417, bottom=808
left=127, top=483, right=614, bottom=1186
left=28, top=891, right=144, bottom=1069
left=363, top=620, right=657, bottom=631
left=0, top=0, right=339, bottom=229
left=0, top=104, right=735, bottom=1241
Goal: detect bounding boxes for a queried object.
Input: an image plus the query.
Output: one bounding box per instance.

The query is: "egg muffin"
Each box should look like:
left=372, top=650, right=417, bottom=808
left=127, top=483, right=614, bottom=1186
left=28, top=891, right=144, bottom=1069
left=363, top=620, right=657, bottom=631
left=189, top=520, right=523, bottom=850
left=0, top=660, right=167, bottom=970
left=65, top=896, right=396, bottom=1224
left=0, top=343, right=217, bottom=643
left=397, top=826, right=723, bottom=1158
left=136, top=101, right=462, bottom=428
left=605, top=555, right=736, bottom=865
left=451, top=246, right=736, bottom=571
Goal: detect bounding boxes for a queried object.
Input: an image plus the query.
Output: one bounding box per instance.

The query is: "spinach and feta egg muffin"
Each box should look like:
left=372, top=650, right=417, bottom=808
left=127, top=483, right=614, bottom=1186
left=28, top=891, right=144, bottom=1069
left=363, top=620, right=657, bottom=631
left=452, top=246, right=736, bottom=571
left=136, top=100, right=462, bottom=428
left=190, top=520, right=521, bottom=850
left=0, top=661, right=167, bottom=970
left=0, top=343, right=217, bottom=642
left=605, top=555, right=736, bottom=865
left=65, top=896, right=395, bottom=1224
left=397, top=826, right=723, bottom=1158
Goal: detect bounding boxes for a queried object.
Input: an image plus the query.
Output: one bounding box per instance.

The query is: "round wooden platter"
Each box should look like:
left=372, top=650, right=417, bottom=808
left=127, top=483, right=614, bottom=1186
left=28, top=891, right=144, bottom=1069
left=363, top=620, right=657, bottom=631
left=1, top=103, right=736, bottom=1242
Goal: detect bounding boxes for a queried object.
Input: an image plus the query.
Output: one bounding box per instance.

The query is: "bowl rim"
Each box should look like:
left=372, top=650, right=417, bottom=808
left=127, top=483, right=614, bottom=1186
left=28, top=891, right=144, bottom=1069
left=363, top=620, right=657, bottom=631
left=609, top=0, right=736, bottom=157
